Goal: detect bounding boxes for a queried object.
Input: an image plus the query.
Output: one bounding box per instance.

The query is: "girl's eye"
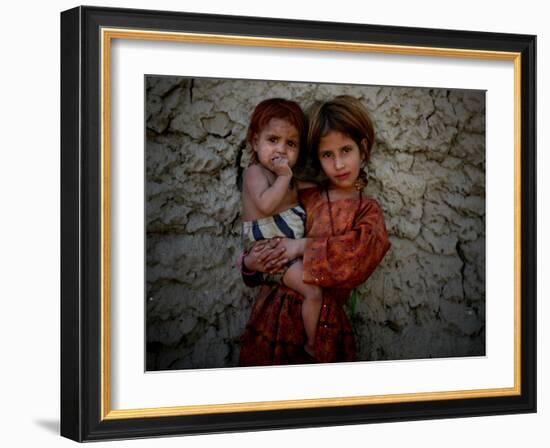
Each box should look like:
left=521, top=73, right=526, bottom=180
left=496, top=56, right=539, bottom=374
left=288, top=141, right=297, bottom=148
left=321, top=152, right=333, bottom=159
left=343, top=146, right=353, bottom=153
left=269, top=137, right=277, bottom=143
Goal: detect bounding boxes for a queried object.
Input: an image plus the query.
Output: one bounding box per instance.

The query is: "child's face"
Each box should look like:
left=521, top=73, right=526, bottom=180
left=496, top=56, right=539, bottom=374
left=252, top=118, right=300, bottom=172
left=318, top=130, right=363, bottom=191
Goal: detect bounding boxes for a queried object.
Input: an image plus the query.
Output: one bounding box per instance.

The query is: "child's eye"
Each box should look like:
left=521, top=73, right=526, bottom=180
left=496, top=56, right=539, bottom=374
left=321, top=152, right=333, bottom=159
left=268, top=136, right=278, bottom=143
left=288, top=141, right=297, bottom=148
left=343, top=146, right=353, bottom=153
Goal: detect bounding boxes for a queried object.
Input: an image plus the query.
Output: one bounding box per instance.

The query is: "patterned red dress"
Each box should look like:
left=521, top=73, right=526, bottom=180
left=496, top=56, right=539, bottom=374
left=239, top=186, right=391, bottom=366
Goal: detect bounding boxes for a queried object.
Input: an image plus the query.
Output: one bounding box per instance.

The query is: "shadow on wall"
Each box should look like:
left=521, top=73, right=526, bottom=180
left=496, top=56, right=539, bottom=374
left=145, top=76, right=486, bottom=370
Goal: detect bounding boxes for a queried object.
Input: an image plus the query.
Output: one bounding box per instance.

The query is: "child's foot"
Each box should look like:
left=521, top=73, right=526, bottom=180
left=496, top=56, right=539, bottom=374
left=304, top=344, right=317, bottom=360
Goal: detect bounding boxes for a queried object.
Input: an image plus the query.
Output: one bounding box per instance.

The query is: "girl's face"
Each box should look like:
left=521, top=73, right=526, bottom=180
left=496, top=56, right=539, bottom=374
left=252, top=118, right=300, bottom=172
left=318, top=130, right=363, bottom=192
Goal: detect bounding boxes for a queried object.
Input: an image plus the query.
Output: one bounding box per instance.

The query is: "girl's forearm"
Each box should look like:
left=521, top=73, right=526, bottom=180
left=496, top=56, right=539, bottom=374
left=241, top=253, right=264, bottom=287
left=255, top=175, right=292, bottom=215
left=243, top=252, right=255, bottom=272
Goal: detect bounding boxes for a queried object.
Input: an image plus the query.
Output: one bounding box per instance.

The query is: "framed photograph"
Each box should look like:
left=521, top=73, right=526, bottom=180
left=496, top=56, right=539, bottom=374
left=60, top=5, right=536, bottom=442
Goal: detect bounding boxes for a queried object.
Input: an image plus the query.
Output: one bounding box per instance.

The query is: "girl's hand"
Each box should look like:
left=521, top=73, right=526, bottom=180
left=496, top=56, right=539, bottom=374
left=244, top=239, right=288, bottom=274
left=277, top=238, right=306, bottom=260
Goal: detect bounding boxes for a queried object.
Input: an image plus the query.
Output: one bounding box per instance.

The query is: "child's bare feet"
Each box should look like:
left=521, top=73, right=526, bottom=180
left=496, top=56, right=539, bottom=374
left=304, top=343, right=316, bottom=360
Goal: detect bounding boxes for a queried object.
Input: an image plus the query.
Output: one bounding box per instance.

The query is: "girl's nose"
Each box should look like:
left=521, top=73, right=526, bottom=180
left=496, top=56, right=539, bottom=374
left=334, top=156, right=344, bottom=169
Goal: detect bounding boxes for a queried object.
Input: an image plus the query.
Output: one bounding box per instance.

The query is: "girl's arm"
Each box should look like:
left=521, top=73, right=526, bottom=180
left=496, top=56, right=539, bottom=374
left=244, top=164, right=292, bottom=216
left=302, top=199, right=391, bottom=290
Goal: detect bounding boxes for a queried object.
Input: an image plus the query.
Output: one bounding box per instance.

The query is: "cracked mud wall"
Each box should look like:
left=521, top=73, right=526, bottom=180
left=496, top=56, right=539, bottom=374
left=145, top=76, right=486, bottom=370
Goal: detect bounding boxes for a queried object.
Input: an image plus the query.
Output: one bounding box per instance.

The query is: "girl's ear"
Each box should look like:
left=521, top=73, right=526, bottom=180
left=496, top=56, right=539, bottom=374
left=360, top=138, right=369, bottom=162
left=251, top=134, right=259, bottom=152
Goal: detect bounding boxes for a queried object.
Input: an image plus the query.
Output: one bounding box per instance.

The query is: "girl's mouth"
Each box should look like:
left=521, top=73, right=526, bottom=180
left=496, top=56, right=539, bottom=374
left=334, top=172, right=350, bottom=180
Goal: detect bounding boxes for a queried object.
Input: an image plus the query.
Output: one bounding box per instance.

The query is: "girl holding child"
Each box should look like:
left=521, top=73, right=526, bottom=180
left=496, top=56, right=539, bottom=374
left=239, top=95, right=390, bottom=366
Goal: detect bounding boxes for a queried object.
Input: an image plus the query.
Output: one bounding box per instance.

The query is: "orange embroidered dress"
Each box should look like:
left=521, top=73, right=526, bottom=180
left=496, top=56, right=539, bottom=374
left=239, top=186, right=391, bottom=366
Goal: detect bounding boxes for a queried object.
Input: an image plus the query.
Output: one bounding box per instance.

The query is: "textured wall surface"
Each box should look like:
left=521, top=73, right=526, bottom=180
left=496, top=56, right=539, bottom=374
left=145, top=76, right=486, bottom=370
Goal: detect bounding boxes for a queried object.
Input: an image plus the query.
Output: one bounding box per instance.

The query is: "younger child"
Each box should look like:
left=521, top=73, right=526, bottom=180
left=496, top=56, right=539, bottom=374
left=241, top=98, right=322, bottom=358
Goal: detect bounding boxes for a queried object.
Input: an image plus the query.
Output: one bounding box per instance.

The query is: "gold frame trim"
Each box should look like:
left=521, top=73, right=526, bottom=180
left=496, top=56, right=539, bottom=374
left=100, top=28, right=522, bottom=421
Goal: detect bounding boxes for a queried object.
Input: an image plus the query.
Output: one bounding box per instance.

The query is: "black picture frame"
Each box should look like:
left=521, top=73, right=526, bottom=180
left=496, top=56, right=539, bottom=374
left=61, top=5, right=536, bottom=442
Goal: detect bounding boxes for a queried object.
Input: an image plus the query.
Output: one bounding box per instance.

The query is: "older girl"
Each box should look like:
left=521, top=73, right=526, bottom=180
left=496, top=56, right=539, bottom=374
left=239, top=95, right=390, bottom=365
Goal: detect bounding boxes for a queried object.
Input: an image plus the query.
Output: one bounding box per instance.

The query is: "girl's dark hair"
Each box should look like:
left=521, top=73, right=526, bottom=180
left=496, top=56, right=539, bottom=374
left=307, top=95, right=375, bottom=169
left=246, top=98, right=307, bottom=167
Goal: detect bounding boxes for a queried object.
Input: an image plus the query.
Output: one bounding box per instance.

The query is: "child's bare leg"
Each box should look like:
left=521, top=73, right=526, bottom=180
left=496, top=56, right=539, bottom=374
left=282, top=260, right=323, bottom=356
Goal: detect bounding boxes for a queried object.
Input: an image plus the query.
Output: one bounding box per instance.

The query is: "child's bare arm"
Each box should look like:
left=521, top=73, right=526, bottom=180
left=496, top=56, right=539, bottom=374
left=244, top=164, right=292, bottom=216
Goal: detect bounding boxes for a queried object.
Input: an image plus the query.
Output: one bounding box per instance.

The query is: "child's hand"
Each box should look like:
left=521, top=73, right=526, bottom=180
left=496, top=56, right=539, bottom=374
left=272, top=156, right=293, bottom=178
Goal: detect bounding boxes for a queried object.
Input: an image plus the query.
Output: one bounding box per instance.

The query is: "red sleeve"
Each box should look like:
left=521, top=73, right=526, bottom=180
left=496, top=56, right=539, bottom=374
left=303, top=199, right=390, bottom=289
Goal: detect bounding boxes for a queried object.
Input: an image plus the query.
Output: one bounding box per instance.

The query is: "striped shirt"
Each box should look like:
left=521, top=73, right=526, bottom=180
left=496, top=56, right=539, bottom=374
left=242, top=205, right=306, bottom=250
